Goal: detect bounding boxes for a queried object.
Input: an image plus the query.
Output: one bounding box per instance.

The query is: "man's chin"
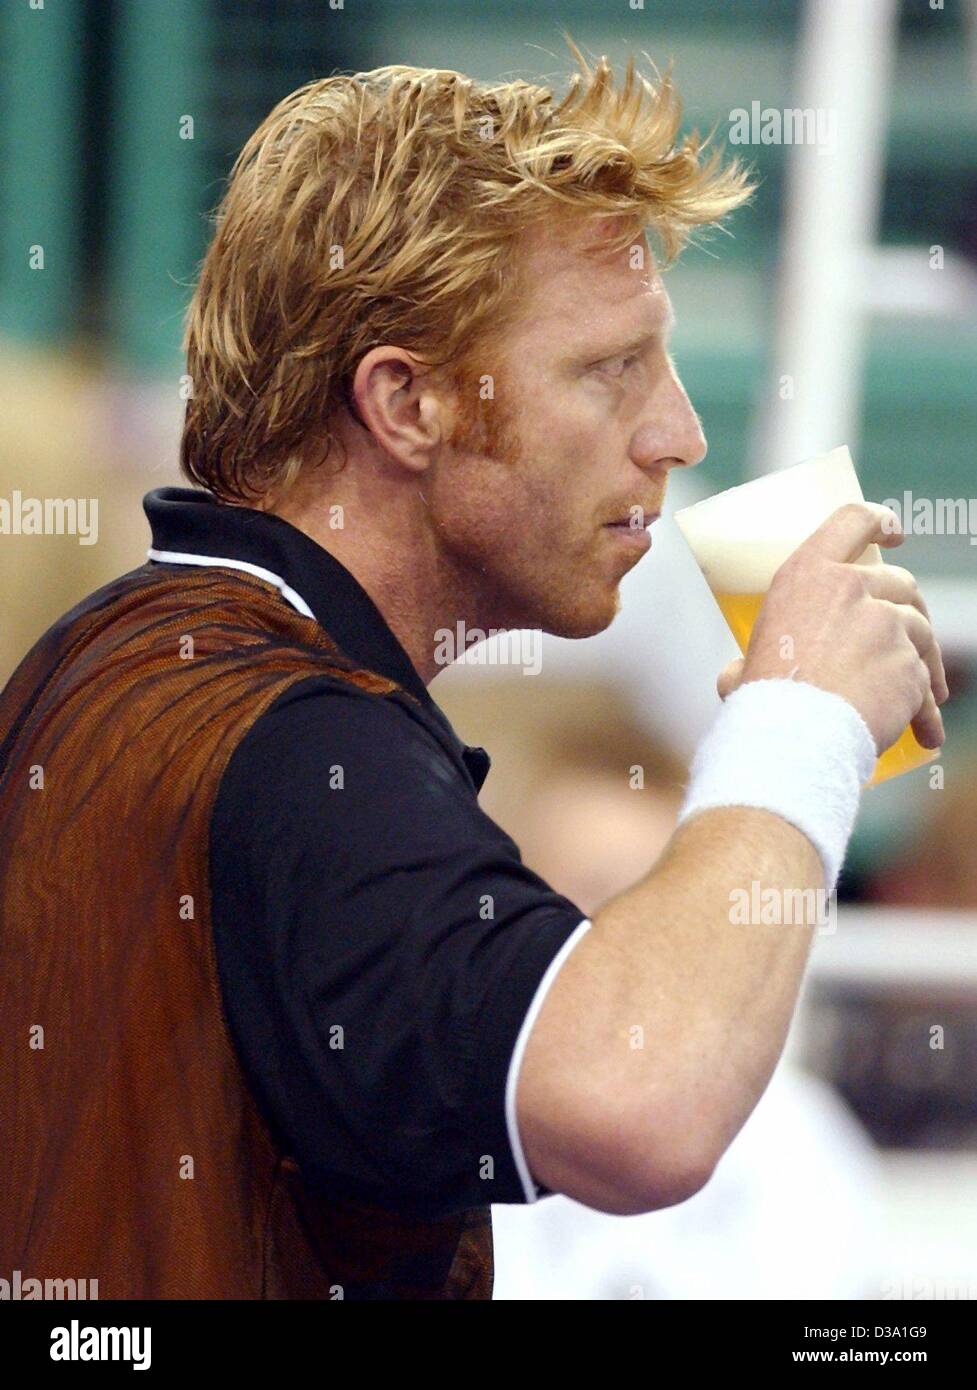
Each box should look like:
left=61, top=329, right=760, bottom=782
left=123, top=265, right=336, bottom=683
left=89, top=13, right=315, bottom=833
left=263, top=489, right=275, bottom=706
left=535, top=587, right=622, bottom=640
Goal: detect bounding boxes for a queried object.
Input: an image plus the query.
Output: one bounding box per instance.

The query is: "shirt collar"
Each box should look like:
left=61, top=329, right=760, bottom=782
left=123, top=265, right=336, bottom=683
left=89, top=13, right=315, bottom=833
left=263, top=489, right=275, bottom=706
left=143, top=487, right=491, bottom=790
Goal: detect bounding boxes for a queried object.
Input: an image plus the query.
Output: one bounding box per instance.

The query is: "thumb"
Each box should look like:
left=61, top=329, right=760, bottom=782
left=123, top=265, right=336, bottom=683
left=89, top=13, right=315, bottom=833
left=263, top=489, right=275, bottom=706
left=717, top=657, right=746, bottom=701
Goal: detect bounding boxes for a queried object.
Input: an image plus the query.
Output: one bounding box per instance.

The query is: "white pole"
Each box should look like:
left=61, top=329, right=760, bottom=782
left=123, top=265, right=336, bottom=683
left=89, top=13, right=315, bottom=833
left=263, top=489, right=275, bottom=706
left=749, top=0, right=900, bottom=477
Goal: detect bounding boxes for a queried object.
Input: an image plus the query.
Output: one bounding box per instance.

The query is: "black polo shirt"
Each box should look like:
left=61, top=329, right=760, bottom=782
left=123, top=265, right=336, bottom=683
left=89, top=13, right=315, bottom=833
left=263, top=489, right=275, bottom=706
left=145, top=488, right=591, bottom=1219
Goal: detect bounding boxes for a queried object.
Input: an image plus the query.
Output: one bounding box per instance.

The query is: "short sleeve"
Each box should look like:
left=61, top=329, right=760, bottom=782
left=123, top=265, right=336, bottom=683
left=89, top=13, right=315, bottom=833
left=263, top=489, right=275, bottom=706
left=209, top=676, right=589, bottom=1218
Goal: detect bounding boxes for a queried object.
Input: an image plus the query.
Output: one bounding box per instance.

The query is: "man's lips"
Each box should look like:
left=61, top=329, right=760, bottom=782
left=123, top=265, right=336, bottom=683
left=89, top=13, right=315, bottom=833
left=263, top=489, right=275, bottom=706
left=603, top=512, right=659, bottom=551
left=604, top=510, right=661, bottom=529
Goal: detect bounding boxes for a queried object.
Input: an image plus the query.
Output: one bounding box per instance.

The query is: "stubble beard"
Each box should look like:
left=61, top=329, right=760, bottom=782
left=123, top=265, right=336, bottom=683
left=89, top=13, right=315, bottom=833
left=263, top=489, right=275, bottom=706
left=441, top=359, right=622, bottom=640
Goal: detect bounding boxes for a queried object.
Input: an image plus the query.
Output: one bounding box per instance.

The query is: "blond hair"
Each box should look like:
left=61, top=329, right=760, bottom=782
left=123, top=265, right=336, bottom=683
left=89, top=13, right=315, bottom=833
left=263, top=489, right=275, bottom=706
left=181, top=40, right=753, bottom=502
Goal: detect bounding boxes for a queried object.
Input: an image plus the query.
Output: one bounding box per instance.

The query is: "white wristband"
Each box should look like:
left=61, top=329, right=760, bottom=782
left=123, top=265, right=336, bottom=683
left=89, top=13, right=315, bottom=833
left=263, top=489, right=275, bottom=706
left=676, top=679, right=878, bottom=894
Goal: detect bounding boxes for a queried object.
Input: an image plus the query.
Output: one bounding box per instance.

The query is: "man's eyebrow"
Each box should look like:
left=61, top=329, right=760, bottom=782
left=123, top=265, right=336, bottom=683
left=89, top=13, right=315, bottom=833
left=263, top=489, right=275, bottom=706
left=572, top=301, right=677, bottom=361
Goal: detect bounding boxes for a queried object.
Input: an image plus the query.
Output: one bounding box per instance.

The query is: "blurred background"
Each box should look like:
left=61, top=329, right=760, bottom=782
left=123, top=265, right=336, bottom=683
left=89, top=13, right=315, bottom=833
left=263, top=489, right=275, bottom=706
left=1, top=0, right=975, bottom=1299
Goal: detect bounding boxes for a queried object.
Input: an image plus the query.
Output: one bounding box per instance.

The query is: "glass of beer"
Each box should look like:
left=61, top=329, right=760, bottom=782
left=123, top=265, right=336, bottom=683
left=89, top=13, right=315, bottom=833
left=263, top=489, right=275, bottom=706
left=674, top=446, right=939, bottom=786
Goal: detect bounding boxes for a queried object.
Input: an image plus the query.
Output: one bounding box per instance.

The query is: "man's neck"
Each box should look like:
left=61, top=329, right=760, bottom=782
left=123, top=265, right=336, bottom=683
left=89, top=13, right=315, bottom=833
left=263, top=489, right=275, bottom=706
left=266, top=491, right=473, bottom=688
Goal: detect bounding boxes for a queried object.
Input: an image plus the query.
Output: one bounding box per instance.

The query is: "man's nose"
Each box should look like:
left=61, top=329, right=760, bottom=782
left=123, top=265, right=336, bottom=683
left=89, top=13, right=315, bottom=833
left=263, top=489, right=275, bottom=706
left=628, top=372, right=707, bottom=474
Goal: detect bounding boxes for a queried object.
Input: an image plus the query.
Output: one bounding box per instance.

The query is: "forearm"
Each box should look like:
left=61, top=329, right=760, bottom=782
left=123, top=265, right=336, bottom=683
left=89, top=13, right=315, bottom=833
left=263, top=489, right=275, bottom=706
left=518, top=805, right=823, bottom=1211
left=594, top=805, right=823, bottom=1148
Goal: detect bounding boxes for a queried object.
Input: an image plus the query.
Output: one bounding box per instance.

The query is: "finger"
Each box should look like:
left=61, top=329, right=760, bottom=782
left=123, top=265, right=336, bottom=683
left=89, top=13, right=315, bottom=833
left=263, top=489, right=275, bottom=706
left=916, top=629, right=950, bottom=706
left=911, top=685, right=945, bottom=751
left=885, top=606, right=946, bottom=745
left=794, top=502, right=903, bottom=565
left=859, top=567, right=950, bottom=704
left=859, top=564, right=928, bottom=617
left=885, top=601, right=950, bottom=707
left=930, top=636, right=950, bottom=705
left=717, top=657, right=745, bottom=700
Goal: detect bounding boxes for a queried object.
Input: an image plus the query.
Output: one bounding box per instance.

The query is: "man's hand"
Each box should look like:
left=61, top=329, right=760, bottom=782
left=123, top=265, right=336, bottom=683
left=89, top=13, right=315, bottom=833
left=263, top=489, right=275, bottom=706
left=715, top=502, right=948, bottom=753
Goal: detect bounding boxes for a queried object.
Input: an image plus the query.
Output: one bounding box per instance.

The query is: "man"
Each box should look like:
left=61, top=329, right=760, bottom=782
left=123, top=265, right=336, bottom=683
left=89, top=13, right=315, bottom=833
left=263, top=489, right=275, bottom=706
left=0, top=50, right=946, bottom=1300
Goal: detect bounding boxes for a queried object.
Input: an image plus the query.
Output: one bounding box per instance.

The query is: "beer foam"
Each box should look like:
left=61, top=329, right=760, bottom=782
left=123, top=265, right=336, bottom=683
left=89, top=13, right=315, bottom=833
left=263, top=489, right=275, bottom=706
left=675, top=446, right=881, bottom=593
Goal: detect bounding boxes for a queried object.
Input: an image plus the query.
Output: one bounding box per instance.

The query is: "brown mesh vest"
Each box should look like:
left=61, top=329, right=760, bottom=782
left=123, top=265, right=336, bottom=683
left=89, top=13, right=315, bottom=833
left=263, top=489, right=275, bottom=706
left=0, top=563, right=493, bottom=1299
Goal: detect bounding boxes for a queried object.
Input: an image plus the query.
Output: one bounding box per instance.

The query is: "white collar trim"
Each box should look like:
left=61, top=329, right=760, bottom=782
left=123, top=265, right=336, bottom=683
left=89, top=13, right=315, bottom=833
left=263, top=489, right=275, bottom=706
left=146, top=548, right=316, bottom=620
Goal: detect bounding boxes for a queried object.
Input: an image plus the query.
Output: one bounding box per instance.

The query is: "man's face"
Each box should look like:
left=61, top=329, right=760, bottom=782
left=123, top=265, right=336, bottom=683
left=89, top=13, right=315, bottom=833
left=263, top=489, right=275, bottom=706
left=423, top=216, right=707, bottom=638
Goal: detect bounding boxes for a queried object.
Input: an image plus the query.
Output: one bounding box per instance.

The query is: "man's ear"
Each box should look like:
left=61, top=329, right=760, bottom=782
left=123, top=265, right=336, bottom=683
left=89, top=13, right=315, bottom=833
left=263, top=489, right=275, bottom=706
left=350, top=347, right=445, bottom=474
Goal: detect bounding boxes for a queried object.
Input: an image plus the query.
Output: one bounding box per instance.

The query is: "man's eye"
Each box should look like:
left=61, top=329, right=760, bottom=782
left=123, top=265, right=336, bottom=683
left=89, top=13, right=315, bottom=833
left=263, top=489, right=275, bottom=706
left=598, top=354, right=638, bottom=379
